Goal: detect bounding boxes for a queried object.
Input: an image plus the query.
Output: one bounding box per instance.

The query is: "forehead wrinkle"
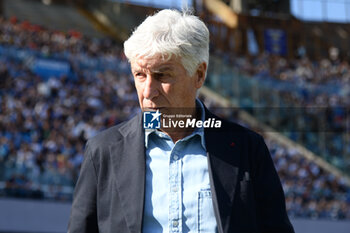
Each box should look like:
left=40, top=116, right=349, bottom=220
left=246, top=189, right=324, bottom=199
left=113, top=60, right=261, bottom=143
left=132, top=59, right=175, bottom=73
left=156, top=66, right=173, bottom=72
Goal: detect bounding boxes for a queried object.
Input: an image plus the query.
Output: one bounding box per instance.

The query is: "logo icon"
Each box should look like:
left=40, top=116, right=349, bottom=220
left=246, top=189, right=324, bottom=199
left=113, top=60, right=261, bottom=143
left=143, top=110, right=161, bottom=129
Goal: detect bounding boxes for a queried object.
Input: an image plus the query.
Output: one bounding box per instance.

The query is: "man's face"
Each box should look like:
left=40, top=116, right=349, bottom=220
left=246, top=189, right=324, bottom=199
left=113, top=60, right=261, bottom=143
left=131, top=54, right=206, bottom=112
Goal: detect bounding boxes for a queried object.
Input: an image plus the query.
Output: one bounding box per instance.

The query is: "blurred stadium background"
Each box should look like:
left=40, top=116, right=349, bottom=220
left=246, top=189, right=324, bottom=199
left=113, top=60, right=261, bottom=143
left=0, top=0, right=350, bottom=232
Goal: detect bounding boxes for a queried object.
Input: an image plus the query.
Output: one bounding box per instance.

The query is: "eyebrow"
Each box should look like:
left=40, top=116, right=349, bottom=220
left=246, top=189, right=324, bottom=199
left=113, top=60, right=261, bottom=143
left=152, top=66, right=173, bottom=73
left=131, top=64, right=174, bottom=73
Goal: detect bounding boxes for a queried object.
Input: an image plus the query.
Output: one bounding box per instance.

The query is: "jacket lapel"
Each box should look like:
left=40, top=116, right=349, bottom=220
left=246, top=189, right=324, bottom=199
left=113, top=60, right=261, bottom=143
left=204, top=109, right=240, bottom=233
left=110, top=113, right=145, bottom=233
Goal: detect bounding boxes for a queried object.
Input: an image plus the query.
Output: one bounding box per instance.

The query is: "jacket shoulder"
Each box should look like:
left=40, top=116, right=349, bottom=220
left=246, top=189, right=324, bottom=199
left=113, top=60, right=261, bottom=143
left=85, top=113, right=141, bottom=153
left=86, top=124, right=122, bottom=150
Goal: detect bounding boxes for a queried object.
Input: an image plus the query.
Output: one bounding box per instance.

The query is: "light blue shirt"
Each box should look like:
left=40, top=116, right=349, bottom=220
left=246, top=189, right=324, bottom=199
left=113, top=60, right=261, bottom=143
left=142, top=101, right=217, bottom=233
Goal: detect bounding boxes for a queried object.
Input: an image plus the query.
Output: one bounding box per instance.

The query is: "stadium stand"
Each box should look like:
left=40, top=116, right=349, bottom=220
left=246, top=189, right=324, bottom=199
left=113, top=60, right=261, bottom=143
left=226, top=53, right=350, bottom=85
left=3, top=0, right=104, bottom=38
left=206, top=54, right=350, bottom=174
left=0, top=16, right=139, bottom=200
left=0, top=1, right=350, bottom=222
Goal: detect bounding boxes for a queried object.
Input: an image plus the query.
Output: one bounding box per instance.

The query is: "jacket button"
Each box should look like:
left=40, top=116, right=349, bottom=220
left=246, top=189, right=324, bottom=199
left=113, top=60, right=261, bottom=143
left=173, top=220, right=179, bottom=227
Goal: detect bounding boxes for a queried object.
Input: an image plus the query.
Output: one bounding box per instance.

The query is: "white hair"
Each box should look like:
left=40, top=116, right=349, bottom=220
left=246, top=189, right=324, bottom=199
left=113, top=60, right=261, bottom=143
left=123, top=9, right=209, bottom=76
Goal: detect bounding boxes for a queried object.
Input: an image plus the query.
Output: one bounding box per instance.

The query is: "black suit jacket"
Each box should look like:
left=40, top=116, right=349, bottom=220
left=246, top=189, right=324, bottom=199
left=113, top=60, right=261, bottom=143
left=68, top=107, right=294, bottom=233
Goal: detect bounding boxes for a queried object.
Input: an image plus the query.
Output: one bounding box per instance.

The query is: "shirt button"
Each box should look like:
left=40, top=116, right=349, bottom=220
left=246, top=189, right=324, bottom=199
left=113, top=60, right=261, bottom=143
left=173, top=155, right=179, bottom=160
left=171, top=187, right=178, bottom=192
left=173, top=220, right=179, bottom=227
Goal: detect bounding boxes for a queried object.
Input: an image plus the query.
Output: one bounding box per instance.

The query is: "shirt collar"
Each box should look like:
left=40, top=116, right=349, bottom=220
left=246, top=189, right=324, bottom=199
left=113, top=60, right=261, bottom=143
left=145, top=99, right=206, bottom=150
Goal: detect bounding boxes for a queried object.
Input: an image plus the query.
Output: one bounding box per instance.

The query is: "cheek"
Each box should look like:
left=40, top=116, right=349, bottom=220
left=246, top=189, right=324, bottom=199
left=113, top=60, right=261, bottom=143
left=160, top=83, right=172, bottom=94
left=182, top=79, right=197, bottom=95
left=134, top=82, right=144, bottom=95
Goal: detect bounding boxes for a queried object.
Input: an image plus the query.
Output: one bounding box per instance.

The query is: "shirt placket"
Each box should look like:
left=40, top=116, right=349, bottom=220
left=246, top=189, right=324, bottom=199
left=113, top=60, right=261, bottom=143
left=169, top=144, right=182, bottom=233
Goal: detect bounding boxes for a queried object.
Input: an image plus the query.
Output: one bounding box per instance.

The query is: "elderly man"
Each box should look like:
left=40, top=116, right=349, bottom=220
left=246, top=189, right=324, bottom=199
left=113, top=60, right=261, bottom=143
left=68, top=9, right=294, bottom=233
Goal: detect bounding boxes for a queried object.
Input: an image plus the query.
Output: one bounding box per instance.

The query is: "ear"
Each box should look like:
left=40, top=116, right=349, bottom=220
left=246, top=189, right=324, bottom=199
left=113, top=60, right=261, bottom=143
left=194, top=62, right=207, bottom=89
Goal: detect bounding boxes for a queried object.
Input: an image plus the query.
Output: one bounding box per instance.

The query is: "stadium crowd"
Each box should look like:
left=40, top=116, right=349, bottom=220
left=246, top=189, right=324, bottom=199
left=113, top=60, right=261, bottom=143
left=225, top=51, right=350, bottom=86
left=0, top=17, right=350, bottom=219
left=0, top=16, right=140, bottom=200
left=0, top=16, right=118, bottom=57
left=210, top=49, right=350, bottom=171
left=268, top=139, right=350, bottom=220
left=0, top=58, right=139, bottom=200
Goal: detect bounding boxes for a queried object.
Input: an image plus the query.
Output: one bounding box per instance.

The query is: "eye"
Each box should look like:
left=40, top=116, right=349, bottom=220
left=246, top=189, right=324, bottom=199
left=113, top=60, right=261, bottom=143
left=134, top=72, right=146, bottom=79
left=154, top=73, right=164, bottom=78
left=154, top=72, right=171, bottom=81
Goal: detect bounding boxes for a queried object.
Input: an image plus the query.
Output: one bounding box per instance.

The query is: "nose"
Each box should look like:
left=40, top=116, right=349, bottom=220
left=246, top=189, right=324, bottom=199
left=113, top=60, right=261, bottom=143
left=143, top=75, right=159, bottom=100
